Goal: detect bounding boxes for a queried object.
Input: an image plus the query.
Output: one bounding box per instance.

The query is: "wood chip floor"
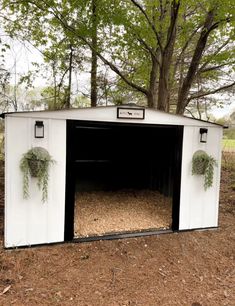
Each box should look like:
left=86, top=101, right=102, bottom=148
left=74, top=190, right=172, bottom=238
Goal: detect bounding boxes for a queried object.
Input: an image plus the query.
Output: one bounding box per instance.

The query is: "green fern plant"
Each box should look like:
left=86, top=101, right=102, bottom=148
left=20, top=147, right=55, bottom=202
left=0, top=135, right=4, bottom=161
left=192, top=150, right=217, bottom=190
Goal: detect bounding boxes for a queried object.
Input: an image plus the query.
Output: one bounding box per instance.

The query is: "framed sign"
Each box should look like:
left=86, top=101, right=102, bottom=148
left=117, top=107, right=145, bottom=119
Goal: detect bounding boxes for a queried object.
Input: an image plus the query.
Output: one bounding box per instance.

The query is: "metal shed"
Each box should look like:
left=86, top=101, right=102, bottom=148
left=1, top=106, right=223, bottom=248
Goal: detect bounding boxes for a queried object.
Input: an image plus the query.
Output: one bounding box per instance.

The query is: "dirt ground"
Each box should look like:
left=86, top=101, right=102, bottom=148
left=74, top=190, right=172, bottom=237
left=0, top=160, right=235, bottom=306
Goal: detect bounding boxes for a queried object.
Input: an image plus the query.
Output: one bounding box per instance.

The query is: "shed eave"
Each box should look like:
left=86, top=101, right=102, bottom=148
left=0, top=106, right=224, bottom=128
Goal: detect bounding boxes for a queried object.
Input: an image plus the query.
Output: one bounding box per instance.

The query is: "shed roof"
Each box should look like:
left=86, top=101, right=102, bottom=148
left=0, top=105, right=223, bottom=128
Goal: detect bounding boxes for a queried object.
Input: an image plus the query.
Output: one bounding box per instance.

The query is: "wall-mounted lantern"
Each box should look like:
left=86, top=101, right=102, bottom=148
left=35, top=121, right=44, bottom=138
left=199, top=128, right=208, bottom=143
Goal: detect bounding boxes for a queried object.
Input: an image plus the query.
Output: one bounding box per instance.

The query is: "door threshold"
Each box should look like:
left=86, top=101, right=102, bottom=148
left=72, top=228, right=173, bottom=243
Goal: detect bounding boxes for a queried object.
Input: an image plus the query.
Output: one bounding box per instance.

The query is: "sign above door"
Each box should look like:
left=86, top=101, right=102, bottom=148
left=117, top=107, right=145, bottom=119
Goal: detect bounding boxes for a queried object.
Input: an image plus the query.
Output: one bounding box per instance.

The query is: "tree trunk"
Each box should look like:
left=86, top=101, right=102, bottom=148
left=157, top=62, right=169, bottom=111
left=91, top=0, right=97, bottom=107
left=177, top=9, right=216, bottom=114
left=65, top=45, right=73, bottom=109
left=52, top=63, right=57, bottom=110
left=157, top=0, right=180, bottom=112
left=147, top=55, right=159, bottom=108
left=147, top=90, right=158, bottom=108
left=13, top=58, right=18, bottom=111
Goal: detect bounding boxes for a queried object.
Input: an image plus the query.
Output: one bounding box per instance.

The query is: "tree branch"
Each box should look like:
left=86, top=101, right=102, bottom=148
left=130, top=0, right=163, bottom=52
left=188, top=81, right=235, bottom=101
left=199, top=61, right=235, bottom=73
left=81, top=36, right=148, bottom=95
left=16, top=0, right=148, bottom=96
left=175, top=24, right=202, bottom=68
left=164, top=0, right=180, bottom=51
left=184, top=108, right=196, bottom=118
left=136, top=36, right=160, bottom=65
left=177, top=9, right=218, bottom=113
left=198, top=38, right=231, bottom=72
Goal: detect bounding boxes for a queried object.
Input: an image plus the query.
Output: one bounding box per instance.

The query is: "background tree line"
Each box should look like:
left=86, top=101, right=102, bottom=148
left=0, top=0, right=234, bottom=116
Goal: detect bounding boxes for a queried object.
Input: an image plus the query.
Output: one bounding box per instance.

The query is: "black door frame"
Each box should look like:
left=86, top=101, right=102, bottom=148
left=64, top=120, right=183, bottom=242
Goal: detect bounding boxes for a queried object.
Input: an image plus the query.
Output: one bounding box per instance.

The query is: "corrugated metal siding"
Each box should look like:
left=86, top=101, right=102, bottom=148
left=5, top=117, right=66, bottom=247
left=179, top=126, right=222, bottom=230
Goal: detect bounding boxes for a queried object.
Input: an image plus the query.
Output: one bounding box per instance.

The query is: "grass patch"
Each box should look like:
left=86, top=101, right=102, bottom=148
left=222, top=152, right=235, bottom=171
left=222, top=139, right=235, bottom=151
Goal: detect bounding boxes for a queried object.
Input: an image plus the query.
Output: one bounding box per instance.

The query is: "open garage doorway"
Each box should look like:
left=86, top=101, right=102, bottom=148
left=65, top=120, right=183, bottom=241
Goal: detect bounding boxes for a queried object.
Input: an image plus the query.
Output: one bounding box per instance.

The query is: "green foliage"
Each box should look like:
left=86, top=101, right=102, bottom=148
left=223, top=129, right=235, bottom=140
left=20, top=147, right=55, bottom=203
left=215, top=117, right=230, bottom=127
left=0, top=134, right=4, bottom=161
left=0, top=120, right=4, bottom=160
left=1, top=0, right=235, bottom=112
left=204, top=156, right=217, bottom=191
left=0, top=120, right=3, bottom=133
left=73, top=95, right=91, bottom=108
left=222, top=139, right=235, bottom=150
left=222, top=152, right=235, bottom=172
left=0, top=38, right=10, bottom=112
left=40, top=86, right=66, bottom=110
left=192, top=150, right=217, bottom=190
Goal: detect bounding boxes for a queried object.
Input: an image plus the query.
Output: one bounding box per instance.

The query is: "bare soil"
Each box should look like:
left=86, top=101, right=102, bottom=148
left=0, top=160, right=235, bottom=306
left=74, top=190, right=172, bottom=237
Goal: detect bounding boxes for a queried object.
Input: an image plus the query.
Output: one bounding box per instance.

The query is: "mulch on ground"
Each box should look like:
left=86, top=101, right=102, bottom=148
left=74, top=190, right=172, bottom=237
left=0, top=160, right=234, bottom=306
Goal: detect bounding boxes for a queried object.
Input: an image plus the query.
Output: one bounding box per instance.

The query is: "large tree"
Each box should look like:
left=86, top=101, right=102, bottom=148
left=1, top=0, right=235, bottom=113
left=0, top=36, right=11, bottom=112
left=99, top=0, right=235, bottom=113
left=1, top=0, right=91, bottom=108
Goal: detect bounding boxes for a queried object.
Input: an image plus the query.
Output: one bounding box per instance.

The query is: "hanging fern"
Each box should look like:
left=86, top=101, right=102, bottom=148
left=20, top=147, right=55, bottom=203
left=192, top=150, right=217, bottom=190
left=204, top=156, right=217, bottom=190
left=20, top=157, right=30, bottom=199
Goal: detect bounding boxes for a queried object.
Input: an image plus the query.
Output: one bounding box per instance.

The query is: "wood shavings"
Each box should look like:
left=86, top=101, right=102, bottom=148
left=74, top=190, right=172, bottom=237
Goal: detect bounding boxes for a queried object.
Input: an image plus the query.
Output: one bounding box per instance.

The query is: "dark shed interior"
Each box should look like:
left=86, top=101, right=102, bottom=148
left=65, top=120, right=183, bottom=240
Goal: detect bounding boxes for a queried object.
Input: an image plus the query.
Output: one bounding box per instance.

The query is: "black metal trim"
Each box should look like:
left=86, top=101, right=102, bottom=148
left=75, top=126, right=111, bottom=130
left=70, top=119, right=179, bottom=129
left=75, top=160, right=111, bottom=163
left=73, top=229, right=172, bottom=243
left=64, top=120, right=76, bottom=241
left=4, top=227, right=219, bottom=249
left=171, top=126, right=184, bottom=231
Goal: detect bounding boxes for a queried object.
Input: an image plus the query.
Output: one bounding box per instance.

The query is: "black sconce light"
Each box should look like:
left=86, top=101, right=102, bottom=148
left=35, top=121, right=44, bottom=138
left=199, top=128, right=208, bottom=143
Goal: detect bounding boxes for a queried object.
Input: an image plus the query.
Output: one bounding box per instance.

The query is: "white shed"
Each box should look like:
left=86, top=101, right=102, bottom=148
left=1, top=106, right=223, bottom=248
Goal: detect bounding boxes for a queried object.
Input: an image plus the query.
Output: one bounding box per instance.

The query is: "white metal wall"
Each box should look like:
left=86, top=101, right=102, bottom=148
left=179, top=126, right=223, bottom=230
left=5, top=116, right=66, bottom=247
